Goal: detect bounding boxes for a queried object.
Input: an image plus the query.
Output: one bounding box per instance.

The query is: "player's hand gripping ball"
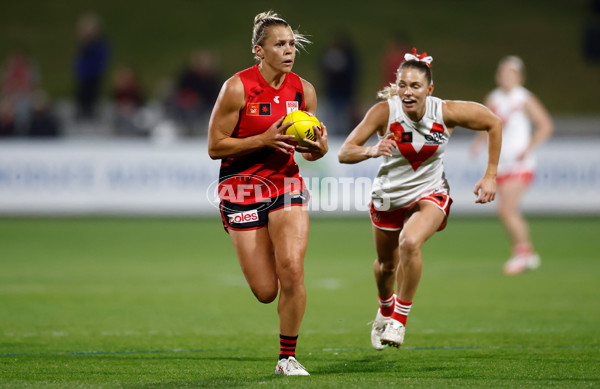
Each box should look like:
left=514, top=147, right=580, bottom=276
left=282, top=110, right=320, bottom=146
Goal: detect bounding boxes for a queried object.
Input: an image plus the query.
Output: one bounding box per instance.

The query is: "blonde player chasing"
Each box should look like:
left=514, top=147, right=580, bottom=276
left=338, top=49, right=502, bottom=349
left=471, top=56, right=553, bottom=275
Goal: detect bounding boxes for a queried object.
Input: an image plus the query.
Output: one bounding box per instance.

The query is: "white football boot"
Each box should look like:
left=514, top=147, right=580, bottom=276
left=371, top=309, right=392, bottom=350
left=380, top=319, right=406, bottom=348
left=503, top=253, right=541, bottom=275
left=275, top=356, right=310, bottom=376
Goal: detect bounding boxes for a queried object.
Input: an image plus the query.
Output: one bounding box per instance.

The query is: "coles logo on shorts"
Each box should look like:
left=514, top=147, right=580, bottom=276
left=228, top=209, right=259, bottom=224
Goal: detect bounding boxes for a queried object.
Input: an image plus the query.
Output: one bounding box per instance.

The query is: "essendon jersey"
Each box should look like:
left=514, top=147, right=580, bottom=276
left=218, top=65, right=306, bottom=204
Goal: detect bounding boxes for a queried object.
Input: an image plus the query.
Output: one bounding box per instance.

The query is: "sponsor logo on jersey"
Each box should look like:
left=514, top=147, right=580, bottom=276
left=274, top=96, right=280, bottom=103
left=228, top=209, right=259, bottom=224
left=424, top=132, right=445, bottom=145
left=247, top=103, right=271, bottom=116
left=286, top=101, right=299, bottom=114
left=424, top=122, right=446, bottom=145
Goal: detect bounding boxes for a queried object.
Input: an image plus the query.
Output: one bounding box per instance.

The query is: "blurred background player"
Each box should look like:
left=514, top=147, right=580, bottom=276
left=471, top=56, right=553, bottom=275
left=207, top=11, right=328, bottom=376
left=338, top=48, right=502, bottom=350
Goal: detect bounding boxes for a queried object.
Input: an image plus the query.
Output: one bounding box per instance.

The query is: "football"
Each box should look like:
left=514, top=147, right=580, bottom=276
left=282, top=110, right=320, bottom=146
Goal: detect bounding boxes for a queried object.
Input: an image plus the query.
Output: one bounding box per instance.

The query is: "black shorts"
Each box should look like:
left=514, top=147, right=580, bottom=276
left=220, top=189, right=309, bottom=232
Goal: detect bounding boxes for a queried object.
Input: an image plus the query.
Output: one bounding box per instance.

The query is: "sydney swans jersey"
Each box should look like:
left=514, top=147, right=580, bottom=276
left=487, top=86, right=534, bottom=175
left=371, top=95, right=450, bottom=211
left=218, top=65, right=305, bottom=204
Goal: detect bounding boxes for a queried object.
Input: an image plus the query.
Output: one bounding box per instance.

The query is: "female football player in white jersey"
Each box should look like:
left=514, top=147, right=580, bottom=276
left=471, top=56, right=553, bottom=275
left=338, top=48, right=502, bottom=349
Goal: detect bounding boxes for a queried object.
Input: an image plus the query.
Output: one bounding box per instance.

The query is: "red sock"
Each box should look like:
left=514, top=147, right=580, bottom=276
left=390, top=298, right=412, bottom=326
left=378, top=293, right=395, bottom=317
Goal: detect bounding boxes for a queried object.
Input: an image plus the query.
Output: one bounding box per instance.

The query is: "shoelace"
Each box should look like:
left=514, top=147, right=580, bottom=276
left=367, top=318, right=389, bottom=330
left=287, top=358, right=307, bottom=372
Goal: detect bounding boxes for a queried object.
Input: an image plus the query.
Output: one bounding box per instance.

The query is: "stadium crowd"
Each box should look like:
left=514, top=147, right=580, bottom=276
left=0, top=12, right=419, bottom=141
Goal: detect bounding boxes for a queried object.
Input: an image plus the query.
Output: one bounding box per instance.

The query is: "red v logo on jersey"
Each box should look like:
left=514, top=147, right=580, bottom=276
left=389, top=121, right=439, bottom=171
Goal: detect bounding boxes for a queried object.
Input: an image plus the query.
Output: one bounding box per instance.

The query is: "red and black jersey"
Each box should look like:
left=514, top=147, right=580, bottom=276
left=218, top=64, right=306, bottom=204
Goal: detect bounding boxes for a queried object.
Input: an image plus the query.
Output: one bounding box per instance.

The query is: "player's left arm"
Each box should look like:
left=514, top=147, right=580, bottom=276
left=443, top=100, right=502, bottom=204
left=522, top=93, right=553, bottom=159
left=297, top=78, right=328, bottom=161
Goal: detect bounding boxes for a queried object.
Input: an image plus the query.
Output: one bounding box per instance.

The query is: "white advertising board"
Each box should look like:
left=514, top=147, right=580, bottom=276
left=0, top=138, right=598, bottom=215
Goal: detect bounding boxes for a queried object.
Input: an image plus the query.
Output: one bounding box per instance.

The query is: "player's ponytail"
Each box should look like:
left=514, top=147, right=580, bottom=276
left=252, top=10, right=311, bottom=62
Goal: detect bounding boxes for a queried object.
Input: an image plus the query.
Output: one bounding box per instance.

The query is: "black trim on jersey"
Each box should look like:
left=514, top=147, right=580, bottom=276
left=294, top=92, right=303, bottom=107
left=248, top=87, right=264, bottom=98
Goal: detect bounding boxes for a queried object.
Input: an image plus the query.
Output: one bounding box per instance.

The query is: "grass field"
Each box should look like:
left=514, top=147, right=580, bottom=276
left=1, top=216, right=599, bottom=388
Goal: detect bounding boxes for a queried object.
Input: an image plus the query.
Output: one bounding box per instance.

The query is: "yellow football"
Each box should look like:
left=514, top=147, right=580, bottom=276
left=282, top=110, right=320, bottom=146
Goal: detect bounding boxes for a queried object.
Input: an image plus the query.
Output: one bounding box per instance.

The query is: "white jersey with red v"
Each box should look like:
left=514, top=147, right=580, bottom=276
left=487, top=85, right=535, bottom=175
left=371, top=95, right=451, bottom=211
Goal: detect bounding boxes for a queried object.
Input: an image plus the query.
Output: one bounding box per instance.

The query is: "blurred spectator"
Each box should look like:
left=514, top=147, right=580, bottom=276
left=111, top=64, right=147, bottom=136
left=583, top=0, right=600, bottom=61
left=168, top=50, right=222, bottom=136
left=1, top=48, right=39, bottom=133
left=0, top=99, right=16, bottom=137
left=319, top=31, right=360, bottom=136
left=381, top=32, right=412, bottom=87
left=73, top=13, right=110, bottom=121
left=28, top=90, right=60, bottom=138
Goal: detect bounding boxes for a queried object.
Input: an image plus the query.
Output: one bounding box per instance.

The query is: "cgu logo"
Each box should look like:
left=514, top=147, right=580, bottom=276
left=229, top=210, right=259, bottom=224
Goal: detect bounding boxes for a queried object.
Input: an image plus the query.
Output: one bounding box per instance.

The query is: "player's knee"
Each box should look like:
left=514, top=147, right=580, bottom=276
left=496, top=203, right=506, bottom=216
left=252, top=287, right=278, bottom=304
left=377, top=258, right=397, bottom=274
left=399, top=233, right=422, bottom=255
left=277, top=259, right=304, bottom=289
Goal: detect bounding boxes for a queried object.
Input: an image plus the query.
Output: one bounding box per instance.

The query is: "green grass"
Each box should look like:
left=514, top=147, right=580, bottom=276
left=1, top=217, right=599, bottom=388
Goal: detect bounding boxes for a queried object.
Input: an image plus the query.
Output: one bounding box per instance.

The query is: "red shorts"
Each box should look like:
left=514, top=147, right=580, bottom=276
left=220, top=188, right=309, bottom=232
left=497, top=170, right=534, bottom=186
left=370, top=193, right=453, bottom=232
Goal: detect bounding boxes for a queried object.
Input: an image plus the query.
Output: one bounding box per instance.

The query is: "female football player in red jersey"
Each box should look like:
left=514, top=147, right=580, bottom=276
left=471, top=56, right=553, bottom=275
left=338, top=49, right=502, bottom=350
left=208, top=11, right=327, bottom=376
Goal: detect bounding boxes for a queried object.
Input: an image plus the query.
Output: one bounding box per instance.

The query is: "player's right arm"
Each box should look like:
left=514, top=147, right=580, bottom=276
left=208, top=76, right=295, bottom=160
left=338, top=101, right=395, bottom=164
